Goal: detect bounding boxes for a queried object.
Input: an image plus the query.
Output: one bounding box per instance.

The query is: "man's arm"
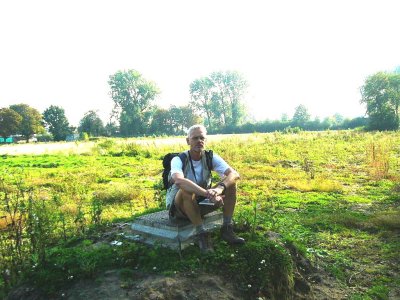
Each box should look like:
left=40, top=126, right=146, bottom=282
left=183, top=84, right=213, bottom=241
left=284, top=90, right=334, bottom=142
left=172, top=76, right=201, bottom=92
left=170, top=155, right=208, bottom=196
left=171, top=173, right=209, bottom=197
left=213, top=168, right=240, bottom=195
left=171, top=171, right=229, bottom=204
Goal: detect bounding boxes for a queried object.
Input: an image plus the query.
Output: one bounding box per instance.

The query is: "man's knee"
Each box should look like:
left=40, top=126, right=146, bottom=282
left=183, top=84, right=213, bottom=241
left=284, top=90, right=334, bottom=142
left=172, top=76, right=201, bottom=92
left=175, top=189, right=196, bottom=206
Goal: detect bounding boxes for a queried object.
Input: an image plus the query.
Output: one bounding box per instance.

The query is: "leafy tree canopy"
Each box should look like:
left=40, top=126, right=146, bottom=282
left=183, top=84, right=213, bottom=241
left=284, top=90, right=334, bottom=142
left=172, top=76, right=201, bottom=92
left=78, top=110, right=104, bottom=137
left=9, top=104, right=44, bottom=142
left=150, top=105, right=202, bottom=135
left=209, top=70, right=248, bottom=127
left=189, top=77, right=214, bottom=129
left=292, top=104, right=311, bottom=126
left=104, top=121, right=119, bottom=137
left=108, top=69, right=160, bottom=136
left=0, top=108, right=22, bottom=138
left=360, top=72, right=400, bottom=130
left=43, top=105, right=71, bottom=141
left=190, top=71, right=248, bottom=131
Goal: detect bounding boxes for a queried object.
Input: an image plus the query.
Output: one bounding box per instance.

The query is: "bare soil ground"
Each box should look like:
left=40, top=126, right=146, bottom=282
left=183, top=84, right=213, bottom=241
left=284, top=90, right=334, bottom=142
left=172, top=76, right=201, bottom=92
left=7, top=224, right=351, bottom=300
left=8, top=264, right=350, bottom=300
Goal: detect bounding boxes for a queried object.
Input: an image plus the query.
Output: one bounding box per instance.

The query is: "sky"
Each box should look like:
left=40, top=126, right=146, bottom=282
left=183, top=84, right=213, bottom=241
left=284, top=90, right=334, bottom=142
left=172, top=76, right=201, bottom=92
left=1, top=0, right=399, bottom=127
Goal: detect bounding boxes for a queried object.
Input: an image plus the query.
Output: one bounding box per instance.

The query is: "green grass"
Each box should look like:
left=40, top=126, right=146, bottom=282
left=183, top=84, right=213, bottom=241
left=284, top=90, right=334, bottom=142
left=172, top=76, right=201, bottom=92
left=1, top=130, right=399, bottom=298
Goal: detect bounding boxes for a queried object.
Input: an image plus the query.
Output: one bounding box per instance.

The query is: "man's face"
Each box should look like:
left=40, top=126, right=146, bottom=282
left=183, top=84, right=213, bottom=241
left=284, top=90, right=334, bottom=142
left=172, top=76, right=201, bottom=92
left=187, top=128, right=207, bottom=153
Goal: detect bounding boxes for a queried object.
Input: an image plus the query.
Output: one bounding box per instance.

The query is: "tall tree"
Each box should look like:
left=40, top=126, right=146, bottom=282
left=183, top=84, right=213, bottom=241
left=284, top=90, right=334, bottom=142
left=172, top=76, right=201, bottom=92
left=150, top=108, right=174, bottom=136
left=104, top=121, right=119, bottom=137
left=281, top=113, right=289, bottom=122
left=209, top=71, right=248, bottom=127
left=169, top=105, right=202, bottom=134
left=190, top=71, right=248, bottom=130
left=9, top=104, right=44, bottom=142
left=189, top=77, right=215, bottom=130
left=360, top=72, right=400, bottom=130
left=78, top=110, right=104, bottom=137
left=43, top=105, right=71, bottom=141
left=292, top=104, right=311, bottom=127
left=108, top=69, right=160, bottom=136
left=150, top=105, right=202, bottom=136
left=0, top=108, right=22, bottom=139
left=333, top=113, right=344, bottom=126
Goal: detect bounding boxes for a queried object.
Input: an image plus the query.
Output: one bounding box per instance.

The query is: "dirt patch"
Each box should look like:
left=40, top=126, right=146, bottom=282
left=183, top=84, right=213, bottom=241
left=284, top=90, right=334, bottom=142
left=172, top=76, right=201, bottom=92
left=7, top=266, right=351, bottom=300
left=6, top=225, right=354, bottom=300
left=68, top=271, right=244, bottom=300
left=7, top=229, right=352, bottom=300
left=7, top=271, right=245, bottom=300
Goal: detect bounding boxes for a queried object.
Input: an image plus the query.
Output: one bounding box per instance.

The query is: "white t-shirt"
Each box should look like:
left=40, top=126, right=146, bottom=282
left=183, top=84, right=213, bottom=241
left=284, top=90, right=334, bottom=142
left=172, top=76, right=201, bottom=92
left=170, top=153, right=230, bottom=184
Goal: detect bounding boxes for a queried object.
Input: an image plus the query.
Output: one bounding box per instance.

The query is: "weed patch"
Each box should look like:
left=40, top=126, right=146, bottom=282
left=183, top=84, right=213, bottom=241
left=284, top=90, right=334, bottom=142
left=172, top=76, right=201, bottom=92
left=368, top=209, right=400, bottom=231
left=92, top=183, right=141, bottom=204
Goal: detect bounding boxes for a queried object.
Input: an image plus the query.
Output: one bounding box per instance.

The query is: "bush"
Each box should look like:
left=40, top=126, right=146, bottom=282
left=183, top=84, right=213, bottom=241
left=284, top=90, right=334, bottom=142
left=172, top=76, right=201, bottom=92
left=369, top=210, right=400, bottom=231
left=80, top=132, right=89, bottom=141
left=92, top=183, right=139, bottom=204
left=36, top=133, right=54, bottom=142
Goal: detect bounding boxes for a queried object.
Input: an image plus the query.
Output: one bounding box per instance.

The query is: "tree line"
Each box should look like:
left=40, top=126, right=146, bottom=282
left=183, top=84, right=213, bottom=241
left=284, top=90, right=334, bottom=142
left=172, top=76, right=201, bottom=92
left=0, top=69, right=399, bottom=142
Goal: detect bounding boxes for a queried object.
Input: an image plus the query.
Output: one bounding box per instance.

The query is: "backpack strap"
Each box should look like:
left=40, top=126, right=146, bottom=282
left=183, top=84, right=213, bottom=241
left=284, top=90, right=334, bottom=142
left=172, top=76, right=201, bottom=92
left=174, top=150, right=213, bottom=189
left=178, top=152, right=187, bottom=171
left=205, top=150, right=213, bottom=171
left=176, top=150, right=212, bottom=175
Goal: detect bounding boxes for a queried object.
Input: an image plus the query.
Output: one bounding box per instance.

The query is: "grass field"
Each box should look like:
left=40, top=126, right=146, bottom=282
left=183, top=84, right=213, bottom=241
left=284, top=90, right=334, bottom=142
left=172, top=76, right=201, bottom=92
left=0, top=131, right=399, bottom=299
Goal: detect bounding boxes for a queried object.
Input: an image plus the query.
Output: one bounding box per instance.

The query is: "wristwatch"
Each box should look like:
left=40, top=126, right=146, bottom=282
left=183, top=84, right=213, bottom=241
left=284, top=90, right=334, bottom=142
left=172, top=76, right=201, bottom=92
left=217, top=182, right=227, bottom=194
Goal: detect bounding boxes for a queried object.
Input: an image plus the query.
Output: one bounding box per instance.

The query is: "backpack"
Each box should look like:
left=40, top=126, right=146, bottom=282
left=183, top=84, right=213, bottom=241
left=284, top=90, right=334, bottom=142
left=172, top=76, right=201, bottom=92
left=162, top=150, right=213, bottom=190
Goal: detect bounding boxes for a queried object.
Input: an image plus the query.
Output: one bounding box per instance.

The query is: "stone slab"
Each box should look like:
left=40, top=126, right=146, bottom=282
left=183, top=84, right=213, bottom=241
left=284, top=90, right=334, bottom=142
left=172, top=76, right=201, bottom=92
left=129, top=210, right=223, bottom=250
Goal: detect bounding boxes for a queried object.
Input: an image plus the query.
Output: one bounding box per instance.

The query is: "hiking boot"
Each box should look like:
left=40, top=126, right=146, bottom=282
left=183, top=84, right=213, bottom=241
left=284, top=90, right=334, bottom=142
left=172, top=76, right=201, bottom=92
left=220, top=224, right=245, bottom=245
left=197, top=231, right=214, bottom=254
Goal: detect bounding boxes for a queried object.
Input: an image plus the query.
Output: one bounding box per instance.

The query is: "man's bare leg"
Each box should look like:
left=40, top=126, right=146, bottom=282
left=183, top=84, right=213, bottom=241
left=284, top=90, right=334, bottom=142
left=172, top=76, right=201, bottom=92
left=174, top=189, right=202, bottom=226
left=174, top=189, right=214, bottom=253
left=222, top=183, right=236, bottom=218
left=218, top=183, right=245, bottom=245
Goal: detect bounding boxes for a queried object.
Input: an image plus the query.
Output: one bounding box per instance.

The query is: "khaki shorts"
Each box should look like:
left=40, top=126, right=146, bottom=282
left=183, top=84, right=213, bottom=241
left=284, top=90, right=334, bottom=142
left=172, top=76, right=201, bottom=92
left=168, top=187, right=219, bottom=221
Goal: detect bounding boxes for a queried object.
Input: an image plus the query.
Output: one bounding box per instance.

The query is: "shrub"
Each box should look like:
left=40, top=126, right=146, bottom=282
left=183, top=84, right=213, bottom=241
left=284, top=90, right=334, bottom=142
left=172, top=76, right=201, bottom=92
left=36, top=133, right=54, bottom=142
left=367, top=142, right=390, bottom=180
left=80, top=132, right=89, bottom=141
left=92, top=183, right=140, bottom=204
left=368, top=210, right=400, bottom=231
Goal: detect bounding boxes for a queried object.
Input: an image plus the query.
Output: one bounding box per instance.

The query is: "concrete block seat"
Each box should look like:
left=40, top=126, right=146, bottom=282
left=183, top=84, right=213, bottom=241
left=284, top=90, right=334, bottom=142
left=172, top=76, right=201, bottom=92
left=129, top=210, right=223, bottom=250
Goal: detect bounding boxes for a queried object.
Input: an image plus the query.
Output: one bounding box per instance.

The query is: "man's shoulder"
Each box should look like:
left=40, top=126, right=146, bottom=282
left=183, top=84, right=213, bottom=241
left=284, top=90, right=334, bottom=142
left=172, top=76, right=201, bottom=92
left=171, top=152, right=188, bottom=170
left=171, top=155, right=184, bottom=163
left=211, top=152, right=230, bottom=170
left=179, top=151, right=188, bottom=159
left=211, top=152, right=224, bottom=161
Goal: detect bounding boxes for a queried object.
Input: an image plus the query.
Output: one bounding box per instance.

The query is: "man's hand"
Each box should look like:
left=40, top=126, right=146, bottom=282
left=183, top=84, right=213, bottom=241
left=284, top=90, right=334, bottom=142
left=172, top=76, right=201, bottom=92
left=206, top=188, right=224, bottom=205
left=212, top=194, right=224, bottom=206
left=206, top=186, right=224, bottom=197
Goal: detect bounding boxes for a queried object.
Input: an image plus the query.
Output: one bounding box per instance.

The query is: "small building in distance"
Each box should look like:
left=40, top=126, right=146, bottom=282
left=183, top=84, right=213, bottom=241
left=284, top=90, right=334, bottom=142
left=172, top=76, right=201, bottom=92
left=66, top=133, right=80, bottom=142
left=0, top=137, right=13, bottom=143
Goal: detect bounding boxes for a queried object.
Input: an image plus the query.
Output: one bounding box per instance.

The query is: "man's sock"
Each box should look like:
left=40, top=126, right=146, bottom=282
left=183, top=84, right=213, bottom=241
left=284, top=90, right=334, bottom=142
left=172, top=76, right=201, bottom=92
left=223, top=216, right=232, bottom=226
left=196, top=224, right=206, bottom=234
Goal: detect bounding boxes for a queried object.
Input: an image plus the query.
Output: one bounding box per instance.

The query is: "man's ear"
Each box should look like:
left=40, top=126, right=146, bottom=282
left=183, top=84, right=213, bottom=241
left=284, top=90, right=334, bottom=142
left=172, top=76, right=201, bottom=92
left=186, top=137, right=190, bottom=145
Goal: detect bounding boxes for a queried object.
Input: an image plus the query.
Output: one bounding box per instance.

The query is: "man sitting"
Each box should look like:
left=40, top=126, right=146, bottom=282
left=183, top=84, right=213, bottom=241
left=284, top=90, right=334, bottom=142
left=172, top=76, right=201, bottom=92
left=166, top=124, right=245, bottom=253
